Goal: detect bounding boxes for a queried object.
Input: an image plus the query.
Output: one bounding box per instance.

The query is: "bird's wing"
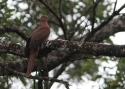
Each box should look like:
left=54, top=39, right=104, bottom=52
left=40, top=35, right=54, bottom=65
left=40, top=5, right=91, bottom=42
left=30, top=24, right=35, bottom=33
left=29, top=27, right=50, bottom=49
left=25, top=36, right=31, bottom=58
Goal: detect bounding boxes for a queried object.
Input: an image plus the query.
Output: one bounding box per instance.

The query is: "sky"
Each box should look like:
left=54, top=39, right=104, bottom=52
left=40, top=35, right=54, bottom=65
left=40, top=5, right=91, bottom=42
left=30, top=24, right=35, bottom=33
left=5, top=0, right=125, bottom=89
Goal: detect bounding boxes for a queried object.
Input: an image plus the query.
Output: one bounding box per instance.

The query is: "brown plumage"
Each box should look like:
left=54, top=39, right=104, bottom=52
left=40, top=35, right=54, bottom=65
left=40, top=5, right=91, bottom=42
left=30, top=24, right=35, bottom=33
left=25, top=15, right=50, bottom=77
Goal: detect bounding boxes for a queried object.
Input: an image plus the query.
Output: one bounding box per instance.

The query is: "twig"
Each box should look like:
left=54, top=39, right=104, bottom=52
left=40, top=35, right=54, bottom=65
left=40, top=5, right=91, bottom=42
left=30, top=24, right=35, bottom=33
left=58, top=0, right=67, bottom=35
left=113, top=0, right=118, bottom=12
left=12, top=67, right=68, bottom=88
left=30, top=76, right=70, bottom=89
left=86, top=4, right=125, bottom=40
left=68, top=19, right=86, bottom=40
left=0, top=63, right=26, bottom=76
left=49, top=63, right=68, bottom=88
left=74, top=0, right=100, bottom=23
left=68, top=0, right=100, bottom=40
left=78, top=21, right=89, bottom=40
left=0, top=63, right=70, bottom=89
left=59, top=0, right=62, bottom=18
left=39, top=0, right=68, bottom=40
left=91, top=0, right=100, bottom=32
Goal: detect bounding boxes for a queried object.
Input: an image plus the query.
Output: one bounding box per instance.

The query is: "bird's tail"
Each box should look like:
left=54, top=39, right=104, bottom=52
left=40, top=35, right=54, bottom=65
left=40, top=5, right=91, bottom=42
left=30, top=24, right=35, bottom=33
left=26, top=47, right=39, bottom=77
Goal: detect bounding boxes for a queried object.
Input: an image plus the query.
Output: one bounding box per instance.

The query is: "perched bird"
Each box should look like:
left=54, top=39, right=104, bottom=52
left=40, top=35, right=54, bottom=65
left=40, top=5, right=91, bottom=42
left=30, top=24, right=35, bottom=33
left=25, top=15, right=50, bottom=77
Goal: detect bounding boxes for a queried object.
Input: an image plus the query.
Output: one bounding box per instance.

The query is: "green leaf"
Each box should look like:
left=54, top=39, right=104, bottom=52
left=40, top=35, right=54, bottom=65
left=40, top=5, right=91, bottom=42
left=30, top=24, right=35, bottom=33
left=14, top=17, right=21, bottom=23
left=7, top=13, right=13, bottom=17
left=92, top=75, right=102, bottom=81
left=18, top=76, right=27, bottom=86
left=82, top=62, right=90, bottom=71
left=1, top=4, right=6, bottom=9
left=0, top=85, right=6, bottom=89
left=7, top=9, right=15, bottom=13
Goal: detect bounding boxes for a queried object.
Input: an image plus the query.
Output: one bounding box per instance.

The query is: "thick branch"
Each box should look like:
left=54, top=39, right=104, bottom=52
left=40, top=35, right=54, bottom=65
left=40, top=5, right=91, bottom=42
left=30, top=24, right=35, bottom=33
left=46, top=40, right=125, bottom=57
left=1, top=40, right=125, bottom=59
left=88, top=14, right=125, bottom=42
left=0, top=40, right=125, bottom=76
left=0, top=42, right=24, bottom=57
left=90, top=4, right=125, bottom=37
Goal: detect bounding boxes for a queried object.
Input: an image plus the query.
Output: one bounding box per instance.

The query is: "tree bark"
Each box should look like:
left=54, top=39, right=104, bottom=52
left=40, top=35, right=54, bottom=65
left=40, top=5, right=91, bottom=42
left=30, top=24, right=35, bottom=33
left=0, top=40, right=125, bottom=76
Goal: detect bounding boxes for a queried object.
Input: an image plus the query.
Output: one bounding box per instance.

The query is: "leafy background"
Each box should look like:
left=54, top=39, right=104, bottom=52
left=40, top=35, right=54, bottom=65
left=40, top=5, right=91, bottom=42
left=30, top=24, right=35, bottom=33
left=0, top=0, right=125, bottom=89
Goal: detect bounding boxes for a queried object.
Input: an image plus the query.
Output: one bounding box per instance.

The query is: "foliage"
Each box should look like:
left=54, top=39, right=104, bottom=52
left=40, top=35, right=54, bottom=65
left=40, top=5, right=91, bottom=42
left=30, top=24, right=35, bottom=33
left=0, top=0, right=124, bottom=89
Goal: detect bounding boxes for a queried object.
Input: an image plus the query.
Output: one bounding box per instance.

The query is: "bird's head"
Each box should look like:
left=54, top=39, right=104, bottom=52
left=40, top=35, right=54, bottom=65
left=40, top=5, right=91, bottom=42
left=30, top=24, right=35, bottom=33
left=40, top=15, right=48, bottom=21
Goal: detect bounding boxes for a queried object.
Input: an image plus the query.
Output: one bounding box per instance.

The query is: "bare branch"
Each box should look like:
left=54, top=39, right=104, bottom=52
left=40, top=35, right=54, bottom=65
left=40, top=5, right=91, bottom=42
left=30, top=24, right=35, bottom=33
left=29, top=76, right=70, bottom=89
left=86, top=4, right=125, bottom=40
left=113, top=0, right=118, bottom=12
left=0, top=42, right=24, bottom=57
left=91, top=0, right=100, bottom=31
left=88, top=14, right=125, bottom=42
left=0, top=63, right=26, bottom=76
left=45, top=40, right=125, bottom=57
left=1, top=39, right=125, bottom=77
left=0, top=63, right=70, bottom=89
left=59, top=0, right=62, bottom=18
left=49, top=63, right=69, bottom=88
left=1, top=38, right=125, bottom=59
left=68, top=0, right=100, bottom=40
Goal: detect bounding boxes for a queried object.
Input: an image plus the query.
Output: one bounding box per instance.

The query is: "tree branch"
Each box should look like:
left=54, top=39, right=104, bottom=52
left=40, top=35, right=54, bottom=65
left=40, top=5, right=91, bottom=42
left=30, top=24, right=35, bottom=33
left=1, top=39, right=125, bottom=59
left=0, top=40, right=125, bottom=76
left=91, top=0, right=100, bottom=31
left=0, top=24, right=27, bottom=41
left=86, top=4, right=125, bottom=41
left=49, top=63, right=69, bottom=88
left=88, top=14, right=125, bottom=42
left=0, top=42, right=24, bottom=57
left=113, top=0, right=118, bottom=12
left=0, top=63, right=70, bottom=89
left=30, top=76, right=70, bottom=89
left=46, top=40, right=125, bottom=57
left=68, top=0, right=100, bottom=40
left=93, top=4, right=125, bottom=34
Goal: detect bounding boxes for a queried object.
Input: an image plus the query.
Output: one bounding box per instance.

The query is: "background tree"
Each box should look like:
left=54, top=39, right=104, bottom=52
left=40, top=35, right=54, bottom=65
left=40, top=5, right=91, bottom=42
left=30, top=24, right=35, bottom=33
left=0, top=0, right=125, bottom=89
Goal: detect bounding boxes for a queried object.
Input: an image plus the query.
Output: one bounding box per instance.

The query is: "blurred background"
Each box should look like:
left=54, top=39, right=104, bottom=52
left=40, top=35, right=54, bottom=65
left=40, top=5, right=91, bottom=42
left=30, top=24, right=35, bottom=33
left=0, top=0, right=125, bottom=89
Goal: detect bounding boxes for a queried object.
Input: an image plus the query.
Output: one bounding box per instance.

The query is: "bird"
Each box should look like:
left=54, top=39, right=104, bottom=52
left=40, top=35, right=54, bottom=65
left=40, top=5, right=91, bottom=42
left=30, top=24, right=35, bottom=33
left=25, top=15, right=50, bottom=77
